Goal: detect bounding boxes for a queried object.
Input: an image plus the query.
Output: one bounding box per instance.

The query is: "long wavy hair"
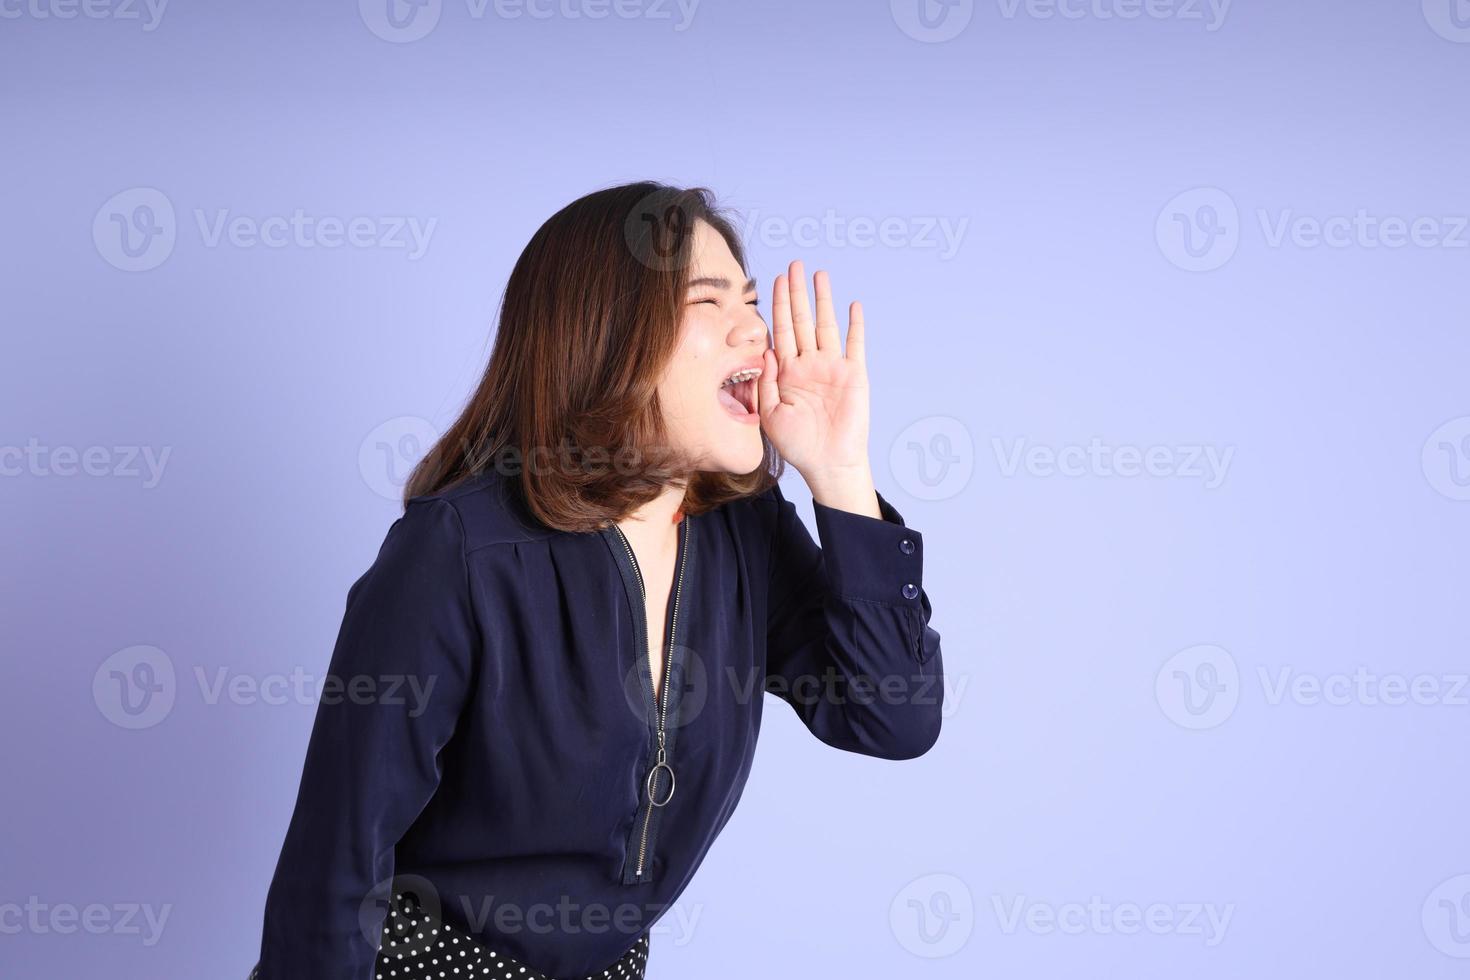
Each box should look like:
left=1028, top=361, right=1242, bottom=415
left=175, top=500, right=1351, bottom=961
left=402, top=181, right=782, bottom=532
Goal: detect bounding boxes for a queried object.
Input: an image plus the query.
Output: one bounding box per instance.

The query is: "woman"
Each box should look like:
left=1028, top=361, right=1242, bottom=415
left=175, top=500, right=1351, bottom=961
left=253, top=182, right=944, bottom=980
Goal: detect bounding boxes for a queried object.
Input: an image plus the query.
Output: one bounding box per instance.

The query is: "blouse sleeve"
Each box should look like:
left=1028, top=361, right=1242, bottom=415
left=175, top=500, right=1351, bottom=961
left=255, top=497, right=481, bottom=980
left=763, top=482, right=944, bottom=760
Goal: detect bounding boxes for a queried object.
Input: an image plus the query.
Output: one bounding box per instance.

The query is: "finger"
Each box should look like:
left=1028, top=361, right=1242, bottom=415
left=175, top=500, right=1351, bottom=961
left=813, top=269, right=840, bottom=352
left=845, top=300, right=866, bottom=371
left=787, top=259, right=816, bottom=354
left=771, top=273, right=796, bottom=361
left=757, top=347, right=780, bottom=420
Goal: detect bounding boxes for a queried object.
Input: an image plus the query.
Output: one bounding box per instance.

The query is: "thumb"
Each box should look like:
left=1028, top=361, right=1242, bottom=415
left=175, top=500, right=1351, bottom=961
left=757, top=348, right=780, bottom=422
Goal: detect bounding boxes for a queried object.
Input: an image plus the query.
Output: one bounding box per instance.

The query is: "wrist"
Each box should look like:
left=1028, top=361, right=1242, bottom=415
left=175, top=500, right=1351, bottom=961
left=800, top=461, right=880, bottom=518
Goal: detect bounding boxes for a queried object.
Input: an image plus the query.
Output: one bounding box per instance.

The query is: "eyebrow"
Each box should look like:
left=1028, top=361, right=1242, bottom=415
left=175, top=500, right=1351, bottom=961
left=685, top=276, right=758, bottom=294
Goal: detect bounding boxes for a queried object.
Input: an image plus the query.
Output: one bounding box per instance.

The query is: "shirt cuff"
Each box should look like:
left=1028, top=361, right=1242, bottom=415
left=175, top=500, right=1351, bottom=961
left=811, top=489, right=924, bottom=606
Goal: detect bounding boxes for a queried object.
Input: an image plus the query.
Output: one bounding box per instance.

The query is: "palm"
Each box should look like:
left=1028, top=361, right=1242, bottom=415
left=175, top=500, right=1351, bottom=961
left=758, top=262, right=870, bottom=474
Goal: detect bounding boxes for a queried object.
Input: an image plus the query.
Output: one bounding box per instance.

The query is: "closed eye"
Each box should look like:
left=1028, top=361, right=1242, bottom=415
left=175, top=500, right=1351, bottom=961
left=689, top=296, right=759, bottom=308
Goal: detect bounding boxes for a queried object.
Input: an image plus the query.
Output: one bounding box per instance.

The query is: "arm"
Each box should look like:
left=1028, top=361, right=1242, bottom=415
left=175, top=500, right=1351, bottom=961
left=255, top=497, right=480, bottom=980
left=764, top=480, right=943, bottom=760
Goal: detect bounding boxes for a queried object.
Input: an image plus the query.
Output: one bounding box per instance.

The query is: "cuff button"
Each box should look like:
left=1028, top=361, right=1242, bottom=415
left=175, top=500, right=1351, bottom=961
left=902, top=582, right=919, bottom=599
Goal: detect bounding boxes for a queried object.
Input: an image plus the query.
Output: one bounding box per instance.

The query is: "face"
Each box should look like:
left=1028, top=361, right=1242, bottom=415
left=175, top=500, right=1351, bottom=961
left=655, top=219, right=769, bottom=474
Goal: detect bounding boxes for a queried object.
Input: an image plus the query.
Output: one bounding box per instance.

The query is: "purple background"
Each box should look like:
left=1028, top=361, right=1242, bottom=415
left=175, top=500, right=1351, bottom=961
left=4, top=0, right=1470, bottom=977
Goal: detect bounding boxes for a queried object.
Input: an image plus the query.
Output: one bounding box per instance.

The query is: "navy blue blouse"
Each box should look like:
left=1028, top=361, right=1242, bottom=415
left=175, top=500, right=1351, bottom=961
left=256, top=468, right=943, bottom=979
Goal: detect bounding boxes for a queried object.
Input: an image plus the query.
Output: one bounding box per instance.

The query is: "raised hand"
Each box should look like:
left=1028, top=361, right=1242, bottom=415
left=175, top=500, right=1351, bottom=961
left=758, top=260, right=880, bottom=517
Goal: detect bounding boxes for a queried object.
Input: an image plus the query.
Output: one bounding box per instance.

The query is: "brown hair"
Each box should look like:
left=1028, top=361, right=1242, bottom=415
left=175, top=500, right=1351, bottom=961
left=403, top=181, right=782, bottom=532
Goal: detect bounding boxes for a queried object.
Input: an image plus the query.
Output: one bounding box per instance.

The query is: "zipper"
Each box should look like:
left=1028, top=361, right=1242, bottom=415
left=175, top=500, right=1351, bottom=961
left=609, top=515, right=690, bottom=881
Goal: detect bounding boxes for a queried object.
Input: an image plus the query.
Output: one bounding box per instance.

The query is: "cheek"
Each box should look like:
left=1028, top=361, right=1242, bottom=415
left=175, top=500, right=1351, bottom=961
left=673, top=315, right=721, bottom=363
left=660, top=365, right=710, bottom=427
left=666, top=353, right=714, bottom=410
left=661, top=320, right=721, bottom=426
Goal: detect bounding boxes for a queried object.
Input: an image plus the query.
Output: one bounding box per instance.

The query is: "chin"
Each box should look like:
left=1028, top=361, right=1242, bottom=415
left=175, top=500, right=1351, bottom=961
left=703, top=435, right=765, bottom=475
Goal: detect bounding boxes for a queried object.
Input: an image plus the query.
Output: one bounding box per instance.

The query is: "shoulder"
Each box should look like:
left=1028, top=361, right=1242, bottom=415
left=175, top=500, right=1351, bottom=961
left=404, top=467, right=557, bottom=554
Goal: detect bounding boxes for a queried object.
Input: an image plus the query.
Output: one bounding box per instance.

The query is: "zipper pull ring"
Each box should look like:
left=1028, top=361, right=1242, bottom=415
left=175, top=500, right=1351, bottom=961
left=647, top=733, right=676, bottom=807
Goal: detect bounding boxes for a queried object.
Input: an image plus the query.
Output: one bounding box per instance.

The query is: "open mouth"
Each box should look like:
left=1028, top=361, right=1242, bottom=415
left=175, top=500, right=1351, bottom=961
left=717, top=367, right=760, bottom=422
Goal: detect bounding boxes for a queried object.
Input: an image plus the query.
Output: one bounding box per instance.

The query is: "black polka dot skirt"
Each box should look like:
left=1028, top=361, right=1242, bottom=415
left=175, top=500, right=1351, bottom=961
left=371, top=889, right=649, bottom=980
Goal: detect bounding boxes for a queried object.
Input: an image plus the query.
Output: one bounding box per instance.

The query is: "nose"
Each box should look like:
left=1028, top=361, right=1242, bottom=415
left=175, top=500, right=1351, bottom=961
left=728, top=305, right=766, bottom=348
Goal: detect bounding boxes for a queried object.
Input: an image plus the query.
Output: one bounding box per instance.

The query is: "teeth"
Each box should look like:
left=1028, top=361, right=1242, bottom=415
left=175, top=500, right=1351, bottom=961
left=721, top=368, right=762, bottom=387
